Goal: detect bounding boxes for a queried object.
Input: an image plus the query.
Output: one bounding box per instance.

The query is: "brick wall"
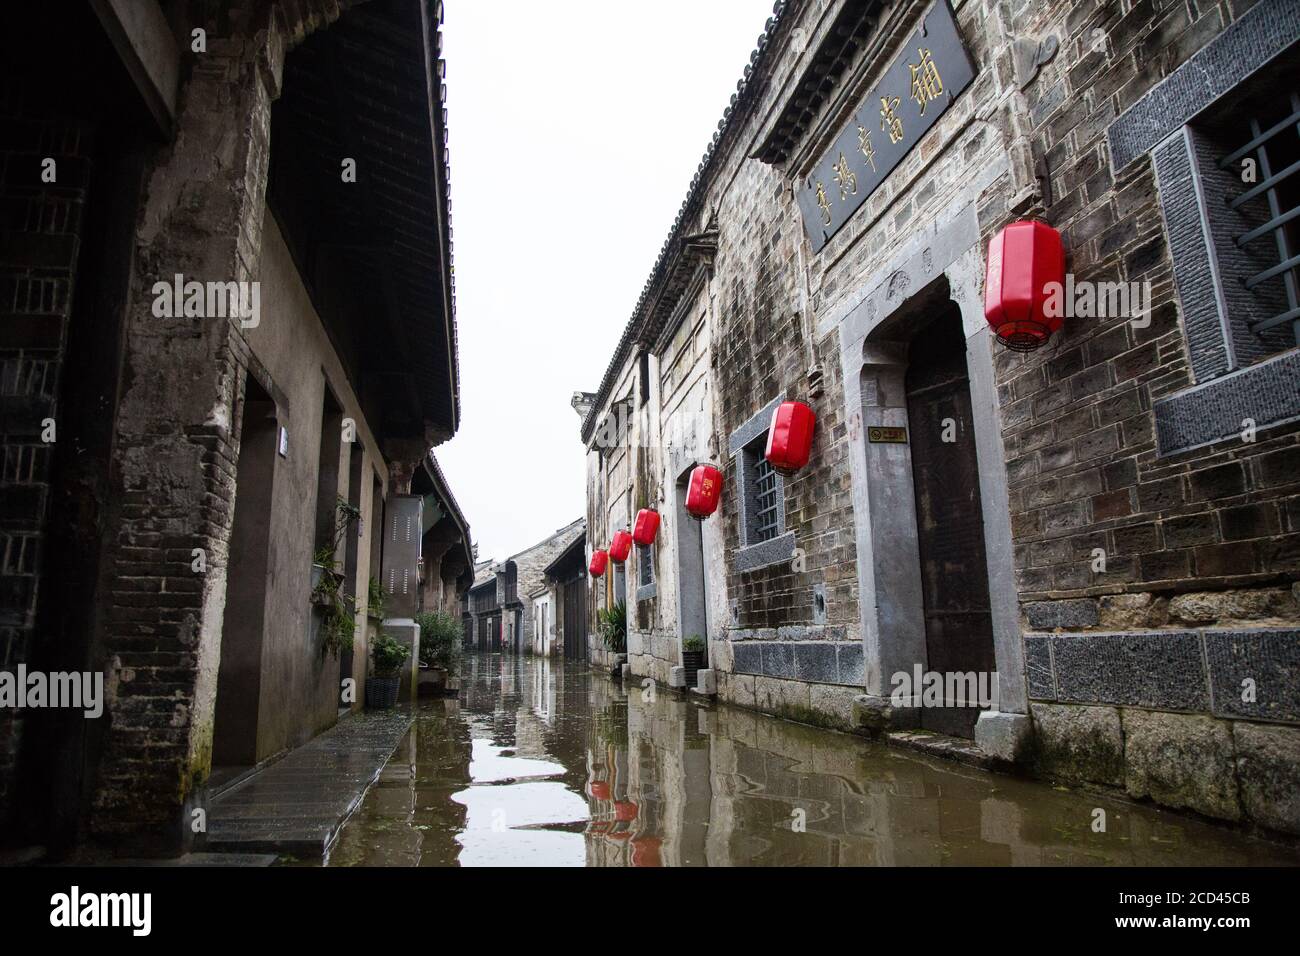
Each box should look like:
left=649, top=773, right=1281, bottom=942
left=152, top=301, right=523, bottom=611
left=0, top=77, right=90, bottom=828
left=999, top=0, right=1300, bottom=624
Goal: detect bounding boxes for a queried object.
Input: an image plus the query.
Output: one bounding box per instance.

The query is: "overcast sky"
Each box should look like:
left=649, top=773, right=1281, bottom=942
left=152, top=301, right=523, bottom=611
left=435, top=0, right=776, bottom=563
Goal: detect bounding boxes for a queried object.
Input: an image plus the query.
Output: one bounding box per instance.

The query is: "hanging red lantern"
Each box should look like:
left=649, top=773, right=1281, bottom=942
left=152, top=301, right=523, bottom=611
left=609, top=530, right=632, bottom=563
left=685, top=464, right=722, bottom=520
left=632, top=508, right=660, bottom=546
left=765, top=400, right=816, bottom=475
left=588, top=549, right=608, bottom=577
left=984, top=219, right=1065, bottom=352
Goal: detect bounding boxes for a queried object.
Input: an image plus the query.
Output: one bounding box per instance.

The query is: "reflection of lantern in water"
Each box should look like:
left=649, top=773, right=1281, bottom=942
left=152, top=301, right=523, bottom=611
left=614, top=799, right=638, bottom=823
left=589, top=780, right=610, bottom=801
left=631, top=835, right=663, bottom=867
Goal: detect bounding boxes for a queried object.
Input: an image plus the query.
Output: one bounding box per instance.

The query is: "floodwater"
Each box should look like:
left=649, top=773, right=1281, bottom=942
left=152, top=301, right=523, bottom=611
left=325, top=653, right=1300, bottom=867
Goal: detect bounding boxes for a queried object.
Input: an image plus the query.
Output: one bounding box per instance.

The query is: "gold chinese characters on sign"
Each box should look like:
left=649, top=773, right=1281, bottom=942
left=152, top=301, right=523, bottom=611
left=879, top=95, right=903, bottom=144
left=867, top=426, right=908, bottom=444
left=857, top=125, right=877, bottom=172
left=908, top=46, right=944, bottom=115
left=815, top=182, right=832, bottom=224
left=796, top=1, right=974, bottom=251
left=832, top=152, right=857, bottom=201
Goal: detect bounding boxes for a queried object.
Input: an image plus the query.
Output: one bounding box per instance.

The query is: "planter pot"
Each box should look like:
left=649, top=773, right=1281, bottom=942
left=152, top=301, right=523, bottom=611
left=311, top=563, right=328, bottom=591
left=365, top=676, right=400, bottom=709
left=682, top=650, right=706, bottom=691
left=417, top=666, right=448, bottom=697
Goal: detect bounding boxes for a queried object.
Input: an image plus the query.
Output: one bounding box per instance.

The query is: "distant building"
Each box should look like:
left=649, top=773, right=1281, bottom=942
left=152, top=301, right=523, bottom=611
left=543, top=531, right=590, bottom=662
left=467, top=520, right=585, bottom=654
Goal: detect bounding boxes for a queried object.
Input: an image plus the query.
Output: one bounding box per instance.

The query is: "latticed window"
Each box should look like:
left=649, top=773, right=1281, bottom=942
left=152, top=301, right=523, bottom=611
left=1221, top=90, right=1300, bottom=348
left=637, top=543, right=653, bottom=586
left=752, top=453, right=780, bottom=543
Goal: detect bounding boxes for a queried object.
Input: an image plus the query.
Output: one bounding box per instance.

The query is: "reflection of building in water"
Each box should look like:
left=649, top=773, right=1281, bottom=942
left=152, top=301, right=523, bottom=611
left=604, top=686, right=1278, bottom=867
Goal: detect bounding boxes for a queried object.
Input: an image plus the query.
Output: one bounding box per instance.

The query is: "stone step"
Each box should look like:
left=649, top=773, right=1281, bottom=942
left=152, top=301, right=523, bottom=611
left=885, top=729, right=996, bottom=771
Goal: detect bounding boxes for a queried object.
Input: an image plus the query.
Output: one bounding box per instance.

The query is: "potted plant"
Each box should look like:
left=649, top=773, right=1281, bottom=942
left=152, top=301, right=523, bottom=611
left=311, top=497, right=361, bottom=592
left=596, top=601, right=627, bottom=654
left=682, top=634, right=707, bottom=691
left=414, top=609, right=463, bottom=696
left=311, top=498, right=362, bottom=658
left=366, top=633, right=409, bottom=709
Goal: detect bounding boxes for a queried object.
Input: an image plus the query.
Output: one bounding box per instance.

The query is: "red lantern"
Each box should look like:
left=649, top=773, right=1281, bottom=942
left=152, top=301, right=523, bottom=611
left=588, top=549, right=608, bottom=577
left=609, top=530, right=632, bottom=563
left=685, top=464, right=722, bottom=520
left=984, top=219, right=1065, bottom=352
left=632, top=509, right=660, bottom=546
left=765, top=400, right=816, bottom=474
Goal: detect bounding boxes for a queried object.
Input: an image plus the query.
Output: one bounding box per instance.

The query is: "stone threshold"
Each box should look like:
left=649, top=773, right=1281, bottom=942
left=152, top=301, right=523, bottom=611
left=201, top=708, right=414, bottom=861
left=883, top=730, right=997, bottom=770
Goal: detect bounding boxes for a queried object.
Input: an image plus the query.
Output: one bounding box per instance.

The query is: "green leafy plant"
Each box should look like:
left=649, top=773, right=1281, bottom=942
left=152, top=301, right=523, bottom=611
left=371, top=633, right=410, bottom=678
left=682, top=635, right=706, bottom=653
left=596, top=601, right=627, bottom=653
left=415, top=609, right=463, bottom=672
left=366, top=576, right=385, bottom=620
left=311, top=498, right=362, bottom=659
left=314, top=497, right=362, bottom=571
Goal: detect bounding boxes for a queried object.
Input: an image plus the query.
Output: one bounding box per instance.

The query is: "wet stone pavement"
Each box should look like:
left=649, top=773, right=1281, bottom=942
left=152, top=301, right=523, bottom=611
left=320, top=654, right=1300, bottom=867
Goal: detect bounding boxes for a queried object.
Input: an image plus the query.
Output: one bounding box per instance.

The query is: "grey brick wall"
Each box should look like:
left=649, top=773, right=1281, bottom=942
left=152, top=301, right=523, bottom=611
left=1004, top=0, right=1300, bottom=613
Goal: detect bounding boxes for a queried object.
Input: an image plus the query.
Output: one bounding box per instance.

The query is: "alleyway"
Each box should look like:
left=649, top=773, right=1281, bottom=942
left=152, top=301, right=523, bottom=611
left=323, top=655, right=1299, bottom=867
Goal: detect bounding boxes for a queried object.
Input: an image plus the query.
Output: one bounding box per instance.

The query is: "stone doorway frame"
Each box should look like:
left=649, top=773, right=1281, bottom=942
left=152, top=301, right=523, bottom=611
left=830, top=204, right=1028, bottom=753
left=672, top=459, right=710, bottom=648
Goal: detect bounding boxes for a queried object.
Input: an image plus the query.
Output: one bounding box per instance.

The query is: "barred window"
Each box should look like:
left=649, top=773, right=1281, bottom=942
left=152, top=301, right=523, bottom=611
left=752, top=455, right=780, bottom=543
left=1220, top=90, right=1300, bottom=348
left=740, top=431, right=784, bottom=547
left=637, top=542, right=653, bottom=586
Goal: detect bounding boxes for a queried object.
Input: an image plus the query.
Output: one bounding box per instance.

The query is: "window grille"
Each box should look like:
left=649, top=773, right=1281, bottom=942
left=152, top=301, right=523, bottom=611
left=752, top=455, right=780, bottom=543
left=638, top=543, right=653, bottom=585
left=1221, top=90, right=1300, bottom=346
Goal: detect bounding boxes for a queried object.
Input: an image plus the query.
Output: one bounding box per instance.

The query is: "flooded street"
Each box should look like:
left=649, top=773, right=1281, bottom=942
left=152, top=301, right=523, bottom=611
left=325, top=655, right=1300, bottom=867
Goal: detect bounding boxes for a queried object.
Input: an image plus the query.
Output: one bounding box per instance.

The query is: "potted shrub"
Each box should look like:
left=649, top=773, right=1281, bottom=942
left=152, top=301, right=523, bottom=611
left=311, top=498, right=362, bottom=659
left=366, top=633, right=409, bottom=709
left=414, top=609, right=463, bottom=696
left=311, top=497, right=360, bottom=593
left=596, top=601, right=627, bottom=654
left=682, top=634, right=707, bottom=691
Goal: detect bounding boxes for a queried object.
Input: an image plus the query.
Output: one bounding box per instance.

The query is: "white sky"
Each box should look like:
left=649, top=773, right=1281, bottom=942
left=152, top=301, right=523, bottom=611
left=435, top=0, right=777, bottom=563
